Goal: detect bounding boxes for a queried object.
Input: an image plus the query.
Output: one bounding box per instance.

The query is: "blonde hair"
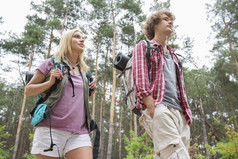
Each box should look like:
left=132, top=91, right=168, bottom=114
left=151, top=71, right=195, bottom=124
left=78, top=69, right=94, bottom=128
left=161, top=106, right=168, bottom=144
left=54, top=29, right=88, bottom=73
left=144, top=9, right=175, bottom=40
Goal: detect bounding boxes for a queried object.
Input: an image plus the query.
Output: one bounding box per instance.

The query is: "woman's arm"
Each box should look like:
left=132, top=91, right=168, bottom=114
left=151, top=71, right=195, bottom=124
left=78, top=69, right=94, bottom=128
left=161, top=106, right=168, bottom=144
left=25, top=69, right=63, bottom=97
left=89, top=80, right=96, bottom=97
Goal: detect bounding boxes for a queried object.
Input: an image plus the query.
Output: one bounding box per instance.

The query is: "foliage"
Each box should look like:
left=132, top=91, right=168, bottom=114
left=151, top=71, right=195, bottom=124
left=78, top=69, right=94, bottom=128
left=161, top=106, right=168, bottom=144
left=23, top=133, right=34, bottom=159
left=206, top=125, right=238, bottom=158
left=0, top=125, right=12, bottom=159
left=150, top=0, right=171, bottom=12
left=189, top=143, right=205, bottom=159
left=1, top=0, right=238, bottom=158
left=124, top=131, right=154, bottom=159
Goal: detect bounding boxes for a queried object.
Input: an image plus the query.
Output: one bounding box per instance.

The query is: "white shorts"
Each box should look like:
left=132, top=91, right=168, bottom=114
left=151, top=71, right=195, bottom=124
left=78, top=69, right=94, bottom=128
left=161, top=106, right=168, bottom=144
left=31, top=127, right=92, bottom=157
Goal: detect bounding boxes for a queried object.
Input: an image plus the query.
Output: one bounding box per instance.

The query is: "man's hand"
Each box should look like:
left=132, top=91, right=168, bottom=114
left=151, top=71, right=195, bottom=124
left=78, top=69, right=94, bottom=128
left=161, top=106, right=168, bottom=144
left=142, top=95, right=155, bottom=118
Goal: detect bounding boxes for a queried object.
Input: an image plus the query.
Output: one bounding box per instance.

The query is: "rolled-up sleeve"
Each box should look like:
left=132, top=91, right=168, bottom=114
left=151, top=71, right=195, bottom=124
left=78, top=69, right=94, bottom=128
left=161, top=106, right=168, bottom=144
left=132, top=41, right=152, bottom=100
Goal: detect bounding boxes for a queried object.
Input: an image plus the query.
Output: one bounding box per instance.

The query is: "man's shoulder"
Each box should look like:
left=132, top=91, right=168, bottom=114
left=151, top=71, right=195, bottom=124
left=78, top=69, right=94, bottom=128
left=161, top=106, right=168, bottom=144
left=134, top=40, right=153, bottom=49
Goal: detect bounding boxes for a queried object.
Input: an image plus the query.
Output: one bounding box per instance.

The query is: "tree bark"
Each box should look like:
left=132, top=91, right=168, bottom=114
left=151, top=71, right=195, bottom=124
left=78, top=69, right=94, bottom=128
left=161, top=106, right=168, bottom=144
left=119, top=79, right=123, bottom=159
left=99, top=43, right=109, bottom=159
left=92, top=28, right=100, bottom=119
left=113, top=109, right=118, bottom=159
left=222, top=13, right=238, bottom=78
left=228, top=101, right=238, bottom=131
left=198, top=99, right=209, bottom=157
left=107, top=3, right=116, bottom=158
left=130, top=111, right=133, bottom=141
left=12, top=45, right=34, bottom=159
left=60, top=0, right=69, bottom=36
left=134, top=114, right=137, bottom=137
left=47, top=27, right=54, bottom=58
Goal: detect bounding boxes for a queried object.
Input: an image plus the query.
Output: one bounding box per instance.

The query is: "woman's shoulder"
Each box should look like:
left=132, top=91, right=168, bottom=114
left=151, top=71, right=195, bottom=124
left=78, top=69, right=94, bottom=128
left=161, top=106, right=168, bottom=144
left=37, top=58, right=54, bottom=75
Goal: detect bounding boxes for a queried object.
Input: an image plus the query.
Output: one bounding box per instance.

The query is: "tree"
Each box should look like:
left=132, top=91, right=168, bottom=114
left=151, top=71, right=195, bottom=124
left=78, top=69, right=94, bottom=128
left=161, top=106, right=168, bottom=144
left=87, top=0, right=110, bottom=120
left=150, top=0, right=171, bottom=12
left=106, top=0, right=117, bottom=158
left=206, top=0, right=238, bottom=78
left=31, top=0, right=84, bottom=58
left=1, top=1, right=85, bottom=158
left=124, top=131, right=154, bottom=159
left=117, top=0, right=145, bottom=138
left=206, top=125, right=238, bottom=159
left=0, top=125, right=12, bottom=159
left=0, top=13, right=47, bottom=159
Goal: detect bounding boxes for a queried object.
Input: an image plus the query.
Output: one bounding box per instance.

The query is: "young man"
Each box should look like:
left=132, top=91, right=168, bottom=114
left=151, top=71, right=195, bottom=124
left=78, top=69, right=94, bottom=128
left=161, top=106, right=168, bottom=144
left=132, top=10, right=192, bottom=159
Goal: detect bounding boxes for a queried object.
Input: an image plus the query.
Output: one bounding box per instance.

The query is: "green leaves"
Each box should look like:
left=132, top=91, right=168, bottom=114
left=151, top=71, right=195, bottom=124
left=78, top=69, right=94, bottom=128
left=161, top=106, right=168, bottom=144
left=0, top=125, right=12, bottom=159
left=117, top=0, right=143, bottom=15
left=124, top=131, right=154, bottom=159
left=206, top=125, right=238, bottom=159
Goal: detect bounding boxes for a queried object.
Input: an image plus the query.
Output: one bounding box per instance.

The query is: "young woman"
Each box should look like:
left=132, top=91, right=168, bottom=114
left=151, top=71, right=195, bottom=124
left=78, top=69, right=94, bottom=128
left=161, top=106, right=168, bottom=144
left=25, top=29, right=96, bottom=159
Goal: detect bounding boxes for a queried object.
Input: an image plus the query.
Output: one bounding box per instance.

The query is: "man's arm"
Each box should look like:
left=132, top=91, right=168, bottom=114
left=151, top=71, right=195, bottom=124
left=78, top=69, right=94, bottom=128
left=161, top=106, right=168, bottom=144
left=142, top=95, right=155, bottom=118
left=132, top=41, right=155, bottom=117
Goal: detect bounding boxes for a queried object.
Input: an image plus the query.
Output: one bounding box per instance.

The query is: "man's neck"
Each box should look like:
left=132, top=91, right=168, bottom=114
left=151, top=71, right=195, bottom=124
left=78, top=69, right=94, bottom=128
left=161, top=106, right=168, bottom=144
left=154, top=35, right=171, bottom=54
left=153, top=34, right=168, bottom=47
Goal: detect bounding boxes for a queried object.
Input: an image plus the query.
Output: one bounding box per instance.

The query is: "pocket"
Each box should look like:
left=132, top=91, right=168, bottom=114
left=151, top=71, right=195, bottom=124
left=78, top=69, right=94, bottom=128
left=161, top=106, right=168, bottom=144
left=139, top=109, right=153, bottom=138
left=31, top=104, right=47, bottom=126
left=159, top=144, right=190, bottom=159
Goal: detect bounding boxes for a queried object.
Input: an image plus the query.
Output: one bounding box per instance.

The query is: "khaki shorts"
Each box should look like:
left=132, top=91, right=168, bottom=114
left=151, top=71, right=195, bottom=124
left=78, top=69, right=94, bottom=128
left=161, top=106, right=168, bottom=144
left=139, top=104, right=190, bottom=159
left=31, top=127, right=92, bottom=157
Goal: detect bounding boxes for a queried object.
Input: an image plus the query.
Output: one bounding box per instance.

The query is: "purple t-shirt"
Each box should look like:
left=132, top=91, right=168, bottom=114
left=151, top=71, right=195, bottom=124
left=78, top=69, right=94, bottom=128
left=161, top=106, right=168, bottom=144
left=37, top=58, right=88, bottom=134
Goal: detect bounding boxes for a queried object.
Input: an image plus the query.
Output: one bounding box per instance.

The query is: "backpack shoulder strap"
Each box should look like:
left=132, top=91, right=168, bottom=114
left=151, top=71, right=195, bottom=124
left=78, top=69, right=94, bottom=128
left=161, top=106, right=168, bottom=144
left=30, top=58, right=63, bottom=116
left=173, top=53, right=183, bottom=69
left=144, top=40, right=153, bottom=82
left=145, top=40, right=151, bottom=59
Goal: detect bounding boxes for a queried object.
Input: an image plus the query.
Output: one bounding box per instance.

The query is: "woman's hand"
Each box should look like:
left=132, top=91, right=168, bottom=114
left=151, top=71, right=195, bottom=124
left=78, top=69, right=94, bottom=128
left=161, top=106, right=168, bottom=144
left=49, top=68, right=64, bottom=85
left=25, top=69, right=63, bottom=97
left=89, top=80, right=96, bottom=97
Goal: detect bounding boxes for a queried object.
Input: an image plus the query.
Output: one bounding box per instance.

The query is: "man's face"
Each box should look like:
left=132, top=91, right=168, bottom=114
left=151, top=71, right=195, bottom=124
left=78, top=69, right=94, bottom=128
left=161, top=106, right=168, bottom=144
left=154, top=14, right=174, bottom=36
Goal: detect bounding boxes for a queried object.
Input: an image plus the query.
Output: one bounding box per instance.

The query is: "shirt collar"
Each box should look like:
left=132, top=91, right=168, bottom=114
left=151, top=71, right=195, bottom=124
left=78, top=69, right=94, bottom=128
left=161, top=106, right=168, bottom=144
left=152, top=39, right=175, bottom=54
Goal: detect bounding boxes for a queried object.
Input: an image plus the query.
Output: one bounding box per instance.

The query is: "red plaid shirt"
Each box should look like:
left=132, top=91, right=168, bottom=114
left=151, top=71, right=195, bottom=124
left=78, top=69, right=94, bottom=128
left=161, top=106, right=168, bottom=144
left=132, top=39, right=192, bottom=126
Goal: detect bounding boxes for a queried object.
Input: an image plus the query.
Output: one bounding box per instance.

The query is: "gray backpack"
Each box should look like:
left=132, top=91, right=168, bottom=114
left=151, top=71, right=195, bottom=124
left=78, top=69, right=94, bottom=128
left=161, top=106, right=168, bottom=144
left=114, top=40, right=154, bottom=115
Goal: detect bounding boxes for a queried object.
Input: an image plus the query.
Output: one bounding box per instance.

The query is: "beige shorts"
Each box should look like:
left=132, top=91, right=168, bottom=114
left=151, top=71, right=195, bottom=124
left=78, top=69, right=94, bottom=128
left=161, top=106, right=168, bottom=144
left=31, top=127, right=92, bottom=157
left=139, top=104, right=190, bottom=159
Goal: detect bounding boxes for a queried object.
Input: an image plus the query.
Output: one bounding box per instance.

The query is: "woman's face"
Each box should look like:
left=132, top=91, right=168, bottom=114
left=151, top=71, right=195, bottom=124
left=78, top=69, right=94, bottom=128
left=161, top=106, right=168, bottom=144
left=71, top=31, right=85, bottom=54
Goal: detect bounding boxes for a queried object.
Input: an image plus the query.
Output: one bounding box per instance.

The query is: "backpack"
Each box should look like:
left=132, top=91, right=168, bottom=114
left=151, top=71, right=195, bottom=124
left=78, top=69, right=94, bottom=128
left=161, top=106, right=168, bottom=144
left=114, top=40, right=183, bottom=116
left=114, top=40, right=154, bottom=115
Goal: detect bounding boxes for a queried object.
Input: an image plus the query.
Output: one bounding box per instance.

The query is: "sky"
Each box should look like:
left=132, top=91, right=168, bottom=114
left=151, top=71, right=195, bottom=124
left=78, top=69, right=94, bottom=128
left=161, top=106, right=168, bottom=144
left=0, top=0, right=215, bottom=84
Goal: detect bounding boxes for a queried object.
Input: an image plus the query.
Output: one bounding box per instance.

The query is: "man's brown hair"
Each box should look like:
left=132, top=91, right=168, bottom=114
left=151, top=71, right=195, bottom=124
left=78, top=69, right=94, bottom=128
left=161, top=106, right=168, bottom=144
left=144, top=10, right=175, bottom=40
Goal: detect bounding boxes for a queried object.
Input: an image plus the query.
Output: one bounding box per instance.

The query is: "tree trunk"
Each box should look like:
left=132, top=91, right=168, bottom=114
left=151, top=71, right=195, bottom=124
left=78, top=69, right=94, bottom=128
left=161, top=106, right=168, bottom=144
left=222, top=13, right=238, bottom=78
left=28, top=45, right=34, bottom=71
left=5, top=89, right=21, bottom=131
left=212, top=95, right=225, bottom=127
left=47, top=27, right=54, bottom=58
left=99, top=44, right=109, bottom=159
left=60, top=0, right=69, bottom=36
left=12, top=45, right=34, bottom=159
left=92, top=28, right=100, bottom=119
left=134, top=114, right=137, bottom=137
left=130, top=111, right=133, bottom=141
left=107, top=3, right=116, bottom=158
left=113, top=109, right=118, bottom=159
left=198, top=98, right=209, bottom=157
left=228, top=101, right=238, bottom=131
left=119, top=79, right=123, bottom=159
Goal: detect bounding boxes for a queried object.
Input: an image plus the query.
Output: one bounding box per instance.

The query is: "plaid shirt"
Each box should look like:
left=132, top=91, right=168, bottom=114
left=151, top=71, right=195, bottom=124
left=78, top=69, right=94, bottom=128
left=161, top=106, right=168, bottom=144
left=132, top=39, right=192, bottom=126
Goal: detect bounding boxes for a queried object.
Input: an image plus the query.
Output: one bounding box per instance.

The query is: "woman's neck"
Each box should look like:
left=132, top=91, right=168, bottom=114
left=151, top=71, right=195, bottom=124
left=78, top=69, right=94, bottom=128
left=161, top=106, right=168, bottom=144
left=66, top=54, right=78, bottom=66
